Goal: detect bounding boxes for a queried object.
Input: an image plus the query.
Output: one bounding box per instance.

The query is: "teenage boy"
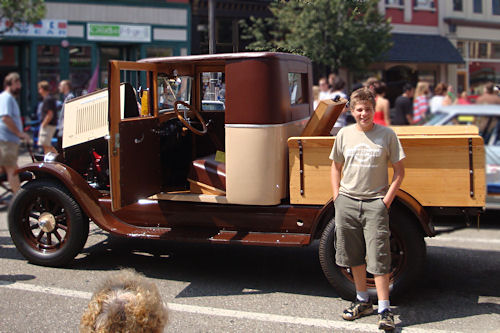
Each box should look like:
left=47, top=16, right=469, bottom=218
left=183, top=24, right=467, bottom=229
left=330, top=88, right=405, bottom=330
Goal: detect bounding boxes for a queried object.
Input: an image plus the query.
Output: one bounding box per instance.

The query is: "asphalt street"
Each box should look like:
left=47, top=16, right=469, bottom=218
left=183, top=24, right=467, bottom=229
left=0, top=154, right=499, bottom=332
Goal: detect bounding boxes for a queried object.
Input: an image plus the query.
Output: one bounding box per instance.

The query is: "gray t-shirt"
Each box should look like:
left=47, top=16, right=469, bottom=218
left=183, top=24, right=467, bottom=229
left=0, top=90, right=22, bottom=143
left=330, top=124, right=405, bottom=200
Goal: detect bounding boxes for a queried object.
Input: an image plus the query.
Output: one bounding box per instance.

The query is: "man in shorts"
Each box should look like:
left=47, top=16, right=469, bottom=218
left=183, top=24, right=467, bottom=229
left=37, top=81, right=58, bottom=154
left=330, top=88, right=405, bottom=330
left=0, top=72, right=31, bottom=194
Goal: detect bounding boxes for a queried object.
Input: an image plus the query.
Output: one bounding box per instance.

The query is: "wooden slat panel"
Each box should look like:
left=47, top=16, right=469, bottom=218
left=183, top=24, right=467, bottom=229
left=392, top=125, right=478, bottom=136
left=288, top=136, right=486, bottom=207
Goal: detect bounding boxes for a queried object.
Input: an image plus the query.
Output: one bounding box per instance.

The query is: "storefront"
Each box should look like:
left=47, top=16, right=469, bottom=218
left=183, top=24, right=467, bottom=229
left=0, top=0, right=190, bottom=117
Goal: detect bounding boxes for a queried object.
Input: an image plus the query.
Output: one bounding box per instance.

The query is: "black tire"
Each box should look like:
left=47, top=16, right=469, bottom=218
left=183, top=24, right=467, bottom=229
left=319, top=204, right=426, bottom=301
left=8, top=179, right=89, bottom=267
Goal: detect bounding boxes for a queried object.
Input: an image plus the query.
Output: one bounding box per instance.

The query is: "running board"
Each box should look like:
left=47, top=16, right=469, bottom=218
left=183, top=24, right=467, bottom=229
left=209, top=231, right=310, bottom=246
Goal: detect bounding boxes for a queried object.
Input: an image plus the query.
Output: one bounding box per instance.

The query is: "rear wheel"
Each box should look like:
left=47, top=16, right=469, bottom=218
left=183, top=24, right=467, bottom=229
left=318, top=205, right=426, bottom=300
left=8, top=179, right=89, bottom=267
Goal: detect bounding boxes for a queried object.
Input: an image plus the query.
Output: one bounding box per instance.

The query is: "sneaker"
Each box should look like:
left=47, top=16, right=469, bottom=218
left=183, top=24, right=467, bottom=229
left=341, top=300, right=373, bottom=321
left=378, top=309, right=395, bottom=330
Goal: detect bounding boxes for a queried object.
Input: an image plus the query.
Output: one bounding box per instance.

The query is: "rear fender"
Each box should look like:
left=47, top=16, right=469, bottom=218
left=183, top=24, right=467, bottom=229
left=16, top=162, right=169, bottom=239
left=312, top=190, right=435, bottom=239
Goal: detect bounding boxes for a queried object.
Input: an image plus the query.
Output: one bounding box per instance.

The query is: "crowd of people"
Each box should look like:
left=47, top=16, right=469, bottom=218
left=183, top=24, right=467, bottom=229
left=314, top=75, right=500, bottom=128
left=0, top=72, right=75, bottom=196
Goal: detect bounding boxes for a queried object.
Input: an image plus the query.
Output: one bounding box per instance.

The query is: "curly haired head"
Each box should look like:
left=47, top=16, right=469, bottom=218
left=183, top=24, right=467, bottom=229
left=80, top=269, right=168, bottom=333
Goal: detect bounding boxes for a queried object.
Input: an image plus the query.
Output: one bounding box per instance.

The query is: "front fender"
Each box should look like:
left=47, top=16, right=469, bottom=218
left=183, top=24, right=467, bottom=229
left=16, top=162, right=169, bottom=239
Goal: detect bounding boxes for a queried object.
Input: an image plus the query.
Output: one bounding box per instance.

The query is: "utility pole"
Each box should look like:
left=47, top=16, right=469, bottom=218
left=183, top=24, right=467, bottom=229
left=208, top=0, right=216, bottom=54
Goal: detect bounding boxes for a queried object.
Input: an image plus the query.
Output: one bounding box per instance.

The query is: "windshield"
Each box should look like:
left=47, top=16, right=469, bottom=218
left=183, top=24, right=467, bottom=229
left=158, top=73, right=193, bottom=112
left=425, top=111, right=449, bottom=125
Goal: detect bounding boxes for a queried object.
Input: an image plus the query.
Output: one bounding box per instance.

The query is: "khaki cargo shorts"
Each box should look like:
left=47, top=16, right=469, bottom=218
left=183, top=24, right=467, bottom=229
left=334, top=194, right=391, bottom=275
left=0, top=140, right=19, bottom=167
left=38, top=125, right=56, bottom=147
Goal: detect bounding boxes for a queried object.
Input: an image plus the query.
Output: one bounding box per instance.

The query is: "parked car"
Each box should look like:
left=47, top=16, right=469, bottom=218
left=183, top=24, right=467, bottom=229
left=426, top=104, right=500, bottom=209
left=8, top=53, right=485, bottom=300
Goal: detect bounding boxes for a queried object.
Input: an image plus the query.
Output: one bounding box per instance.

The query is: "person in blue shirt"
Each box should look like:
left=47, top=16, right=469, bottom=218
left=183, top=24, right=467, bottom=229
left=0, top=72, right=30, bottom=194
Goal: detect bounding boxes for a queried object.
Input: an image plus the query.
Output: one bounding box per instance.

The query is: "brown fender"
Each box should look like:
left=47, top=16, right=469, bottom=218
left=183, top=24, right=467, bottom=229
left=312, top=189, right=435, bottom=239
left=16, top=162, right=170, bottom=239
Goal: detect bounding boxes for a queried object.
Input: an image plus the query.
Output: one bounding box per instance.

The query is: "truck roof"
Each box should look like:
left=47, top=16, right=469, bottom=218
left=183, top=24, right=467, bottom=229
left=138, top=52, right=311, bottom=65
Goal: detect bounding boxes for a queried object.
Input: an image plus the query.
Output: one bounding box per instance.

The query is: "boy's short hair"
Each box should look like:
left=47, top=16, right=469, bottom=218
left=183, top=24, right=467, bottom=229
left=38, top=81, right=51, bottom=92
left=349, top=87, right=376, bottom=110
left=402, top=83, right=414, bottom=92
left=80, top=269, right=169, bottom=333
left=4, top=72, right=20, bottom=88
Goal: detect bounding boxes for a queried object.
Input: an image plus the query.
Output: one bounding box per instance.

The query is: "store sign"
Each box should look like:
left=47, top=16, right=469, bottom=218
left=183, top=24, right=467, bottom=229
left=87, top=23, right=151, bottom=42
left=0, top=19, right=67, bottom=38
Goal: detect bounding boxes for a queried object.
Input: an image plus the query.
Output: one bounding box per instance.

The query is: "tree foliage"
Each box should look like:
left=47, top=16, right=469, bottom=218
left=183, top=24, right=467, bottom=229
left=0, top=0, right=46, bottom=34
left=241, top=0, right=392, bottom=74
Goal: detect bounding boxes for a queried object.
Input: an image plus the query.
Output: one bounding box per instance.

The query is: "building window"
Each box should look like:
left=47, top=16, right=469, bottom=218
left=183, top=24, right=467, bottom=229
left=288, top=73, right=307, bottom=105
left=473, top=0, right=483, bottom=13
left=453, top=0, right=463, bottom=11
left=414, top=0, right=435, bottom=9
left=492, top=43, right=500, bottom=59
left=457, top=41, right=465, bottom=57
left=479, top=43, right=488, bottom=58
left=494, top=0, right=500, bottom=15
left=385, top=0, right=403, bottom=6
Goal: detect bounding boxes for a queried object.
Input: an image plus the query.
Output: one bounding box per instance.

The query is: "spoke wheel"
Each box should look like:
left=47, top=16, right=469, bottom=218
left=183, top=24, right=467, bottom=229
left=9, top=179, right=89, bottom=267
left=319, top=203, right=426, bottom=301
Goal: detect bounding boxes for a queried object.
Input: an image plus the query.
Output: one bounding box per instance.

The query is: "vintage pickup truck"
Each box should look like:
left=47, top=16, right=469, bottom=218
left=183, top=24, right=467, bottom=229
left=8, top=52, right=485, bottom=300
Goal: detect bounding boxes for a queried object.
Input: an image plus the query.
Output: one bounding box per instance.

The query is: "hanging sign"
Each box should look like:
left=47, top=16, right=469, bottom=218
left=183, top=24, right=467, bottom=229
left=87, top=23, right=151, bottom=43
left=1, top=19, right=67, bottom=38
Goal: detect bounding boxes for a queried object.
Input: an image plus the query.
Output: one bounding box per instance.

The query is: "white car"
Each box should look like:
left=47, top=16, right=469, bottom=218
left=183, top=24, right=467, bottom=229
left=426, top=104, right=500, bottom=209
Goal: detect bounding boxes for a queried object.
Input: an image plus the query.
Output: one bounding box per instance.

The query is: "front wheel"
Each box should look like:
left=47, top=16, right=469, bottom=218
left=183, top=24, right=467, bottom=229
left=8, top=179, right=89, bottom=267
left=318, top=205, right=426, bottom=301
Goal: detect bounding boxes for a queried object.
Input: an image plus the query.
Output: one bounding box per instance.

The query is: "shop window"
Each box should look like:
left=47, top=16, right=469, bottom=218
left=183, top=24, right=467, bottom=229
left=453, top=0, right=463, bottom=11
left=288, top=73, right=307, bottom=105
left=200, top=72, right=225, bottom=111
left=494, top=0, right=500, bottom=15
left=474, top=0, right=483, bottom=13
left=69, top=46, right=92, bottom=97
left=37, top=45, right=60, bottom=92
left=0, top=46, right=18, bottom=67
left=146, top=47, right=173, bottom=58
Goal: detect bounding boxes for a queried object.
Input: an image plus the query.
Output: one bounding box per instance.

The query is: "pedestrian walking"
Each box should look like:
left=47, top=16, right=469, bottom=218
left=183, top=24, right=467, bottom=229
left=57, top=80, right=74, bottom=150
left=476, top=82, right=500, bottom=104
left=330, top=87, right=405, bottom=330
left=429, top=83, right=447, bottom=113
left=0, top=73, right=31, bottom=194
left=391, top=83, right=414, bottom=125
left=37, top=81, right=58, bottom=154
left=330, top=76, right=348, bottom=127
left=373, top=81, right=390, bottom=126
left=413, top=81, right=429, bottom=124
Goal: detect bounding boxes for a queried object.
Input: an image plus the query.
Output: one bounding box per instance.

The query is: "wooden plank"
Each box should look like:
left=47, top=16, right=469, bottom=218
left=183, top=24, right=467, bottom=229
left=392, top=125, right=479, bottom=136
left=288, top=136, right=486, bottom=207
left=301, top=99, right=347, bottom=136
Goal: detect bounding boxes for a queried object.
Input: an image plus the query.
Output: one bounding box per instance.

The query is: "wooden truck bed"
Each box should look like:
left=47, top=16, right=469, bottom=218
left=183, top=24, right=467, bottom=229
left=288, top=126, right=486, bottom=207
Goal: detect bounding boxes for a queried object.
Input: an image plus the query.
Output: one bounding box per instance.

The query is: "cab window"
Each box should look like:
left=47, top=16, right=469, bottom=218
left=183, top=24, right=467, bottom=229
left=158, top=73, right=193, bottom=113
left=200, top=72, right=225, bottom=112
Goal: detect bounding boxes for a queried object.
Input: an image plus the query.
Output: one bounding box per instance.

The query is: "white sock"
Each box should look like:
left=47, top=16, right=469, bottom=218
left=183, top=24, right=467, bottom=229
left=356, top=290, right=369, bottom=303
left=378, top=299, right=390, bottom=313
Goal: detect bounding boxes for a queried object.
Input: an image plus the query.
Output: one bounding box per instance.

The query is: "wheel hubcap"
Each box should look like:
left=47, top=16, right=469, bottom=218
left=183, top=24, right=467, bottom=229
left=38, top=212, right=56, bottom=233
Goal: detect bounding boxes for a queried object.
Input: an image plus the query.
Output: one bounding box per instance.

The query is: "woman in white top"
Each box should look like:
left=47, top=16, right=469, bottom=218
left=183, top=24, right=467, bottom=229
left=429, top=82, right=448, bottom=114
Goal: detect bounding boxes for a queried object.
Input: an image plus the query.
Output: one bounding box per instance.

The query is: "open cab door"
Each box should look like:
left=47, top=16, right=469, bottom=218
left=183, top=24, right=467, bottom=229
left=108, top=61, right=162, bottom=211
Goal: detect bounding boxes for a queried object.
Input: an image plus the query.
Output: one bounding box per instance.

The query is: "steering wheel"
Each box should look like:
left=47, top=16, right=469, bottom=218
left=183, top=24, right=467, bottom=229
left=174, top=101, right=207, bottom=135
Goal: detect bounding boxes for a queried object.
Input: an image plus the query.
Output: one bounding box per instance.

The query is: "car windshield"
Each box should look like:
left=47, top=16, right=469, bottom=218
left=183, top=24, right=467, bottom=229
left=425, top=111, right=449, bottom=125
left=158, top=73, right=193, bottom=112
